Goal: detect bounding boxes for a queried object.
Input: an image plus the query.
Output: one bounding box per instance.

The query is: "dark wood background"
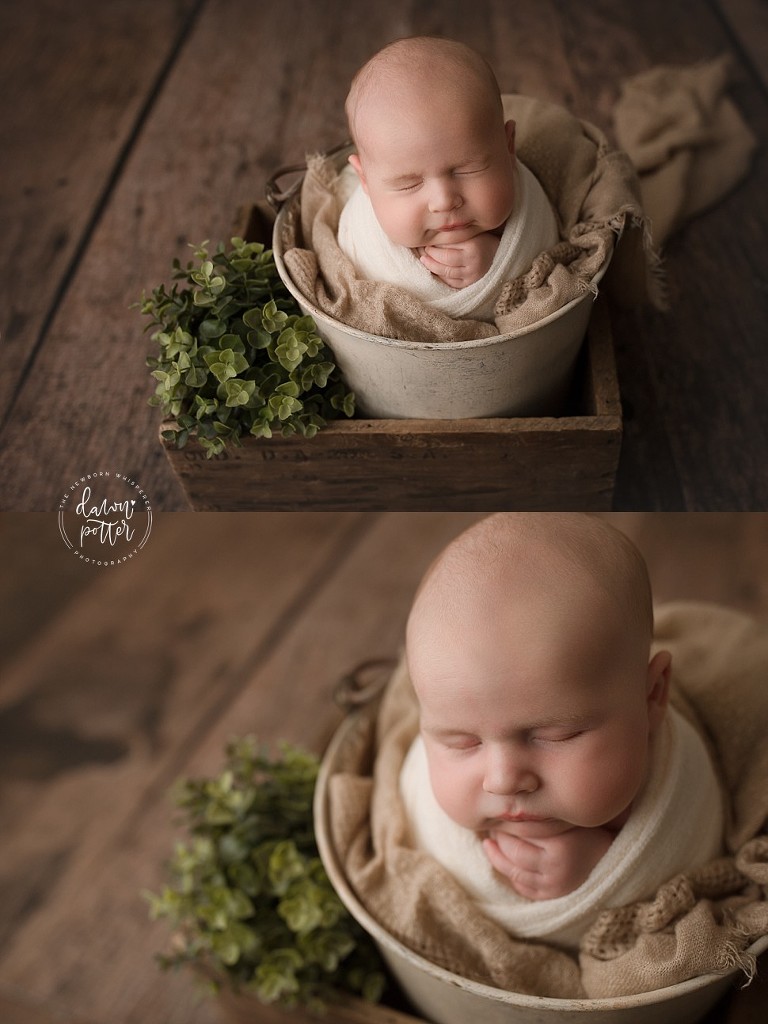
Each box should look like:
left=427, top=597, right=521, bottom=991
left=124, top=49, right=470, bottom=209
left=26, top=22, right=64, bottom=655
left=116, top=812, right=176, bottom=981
left=0, top=0, right=766, bottom=511
left=1, top=511, right=767, bottom=1023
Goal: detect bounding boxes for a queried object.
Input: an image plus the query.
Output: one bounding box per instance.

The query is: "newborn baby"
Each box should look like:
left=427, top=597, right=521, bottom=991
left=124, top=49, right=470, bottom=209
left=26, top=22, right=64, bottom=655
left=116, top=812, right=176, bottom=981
left=400, top=513, right=724, bottom=949
left=338, top=37, right=560, bottom=321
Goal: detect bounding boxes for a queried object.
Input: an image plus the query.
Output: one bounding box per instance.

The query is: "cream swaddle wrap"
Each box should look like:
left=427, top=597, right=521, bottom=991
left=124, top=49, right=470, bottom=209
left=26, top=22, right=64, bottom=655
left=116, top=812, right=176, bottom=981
left=337, top=159, right=560, bottom=322
left=400, top=705, right=723, bottom=951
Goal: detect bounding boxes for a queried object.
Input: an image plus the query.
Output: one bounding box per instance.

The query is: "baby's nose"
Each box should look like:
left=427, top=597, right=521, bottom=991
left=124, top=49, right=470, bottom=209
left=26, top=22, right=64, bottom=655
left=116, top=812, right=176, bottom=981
left=428, top=178, right=462, bottom=213
left=482, top=748, right=538, bottom=795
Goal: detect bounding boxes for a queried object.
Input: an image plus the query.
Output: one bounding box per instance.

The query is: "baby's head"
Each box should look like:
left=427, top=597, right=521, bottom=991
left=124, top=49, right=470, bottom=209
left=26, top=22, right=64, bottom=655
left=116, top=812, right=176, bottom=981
left=345, top=37, right=517, bottom=250
left=406, top=513, right=671, bottom=840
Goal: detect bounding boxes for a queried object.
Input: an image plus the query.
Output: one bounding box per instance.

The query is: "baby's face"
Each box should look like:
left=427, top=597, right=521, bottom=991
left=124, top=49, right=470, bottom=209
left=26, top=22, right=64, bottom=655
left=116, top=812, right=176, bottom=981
left=408, top=579, right=668, bottom=841
left=349, top=87, right=516, bottom=250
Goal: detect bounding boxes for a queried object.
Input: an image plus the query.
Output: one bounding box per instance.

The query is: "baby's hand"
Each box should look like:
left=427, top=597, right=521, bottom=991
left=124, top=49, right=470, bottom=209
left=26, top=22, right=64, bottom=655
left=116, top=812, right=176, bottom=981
left=419, top=232, right=500, bottom=289
left=482, top=826, right=615, bottom=901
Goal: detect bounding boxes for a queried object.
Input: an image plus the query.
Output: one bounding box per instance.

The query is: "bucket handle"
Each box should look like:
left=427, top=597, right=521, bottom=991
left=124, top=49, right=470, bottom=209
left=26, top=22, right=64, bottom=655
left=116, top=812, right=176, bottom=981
left=333, top=656, right=397, bottom=711
left=264, top=139, right=353, bottom=211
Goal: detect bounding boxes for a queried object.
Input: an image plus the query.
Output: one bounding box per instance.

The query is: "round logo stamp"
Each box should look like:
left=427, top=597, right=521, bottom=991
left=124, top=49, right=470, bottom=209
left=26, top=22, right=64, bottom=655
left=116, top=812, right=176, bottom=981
left=58, top=472, right=152, bottom=566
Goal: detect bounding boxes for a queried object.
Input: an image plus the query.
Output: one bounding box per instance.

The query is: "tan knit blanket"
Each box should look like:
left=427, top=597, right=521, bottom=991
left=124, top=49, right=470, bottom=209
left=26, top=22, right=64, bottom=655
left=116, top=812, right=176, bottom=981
left=327, top=602, right=768, bottom=999
left=613, top=55, right=757, bottom=247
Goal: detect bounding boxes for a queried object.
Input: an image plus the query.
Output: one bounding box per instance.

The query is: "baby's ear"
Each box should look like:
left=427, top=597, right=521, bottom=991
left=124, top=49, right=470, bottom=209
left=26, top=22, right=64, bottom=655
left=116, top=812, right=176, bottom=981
left=504, top=119, right=516, bottom=157
left=646, top=650, right=672, bottom=732
left=347, top=153, right=368, bottom=192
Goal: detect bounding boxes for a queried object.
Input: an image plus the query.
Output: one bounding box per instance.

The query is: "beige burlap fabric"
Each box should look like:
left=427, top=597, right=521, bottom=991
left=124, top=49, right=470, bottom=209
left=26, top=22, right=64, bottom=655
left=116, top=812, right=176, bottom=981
left=612, top=55, right=757, bottom=247
left=327, top=602, right=768, bottom=999
left=281, top=93, right=650, bottom=344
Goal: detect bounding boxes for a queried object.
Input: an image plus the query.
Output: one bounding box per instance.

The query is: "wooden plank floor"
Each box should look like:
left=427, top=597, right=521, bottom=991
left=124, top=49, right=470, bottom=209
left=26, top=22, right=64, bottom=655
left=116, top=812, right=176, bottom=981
left=1, top=512, right=767, bottom=1024
left=0, top=0, right=767, bottom=510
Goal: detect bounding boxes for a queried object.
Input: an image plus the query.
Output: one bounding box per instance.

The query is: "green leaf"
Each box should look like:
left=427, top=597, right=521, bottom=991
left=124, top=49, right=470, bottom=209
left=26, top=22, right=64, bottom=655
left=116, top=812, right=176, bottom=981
left=199, top=318, right=228, bottom=341
left=199, top=435, right=226, bottom=458
left=275, top=331, right=308, bottom=373
left=275, top=380, right=300, bottom=399
left=255, top=962, right=300, bottom=1004
left=293, top=315, right=316, bottom=333
left=308, top=361, right=334, bottom=388
left=268, top=841, right=306, bottom=895
left=242, top=307, right=263, bottom=329
left=267, top=394, right=302, bottom=421
left=262, top=299, right=288, bottom=334
left=249, top=418, right=273, bottom=439
left=246, top=326, right=273, bottom=349
left=220, top=378, right=257, bottom=408
left=211, top=931, right=240, bottom=966
left=219, top=333, right=245, bottom=354
left=204, top=348, right=248, bottom=384
left=185, top=366, right=207, bottom=388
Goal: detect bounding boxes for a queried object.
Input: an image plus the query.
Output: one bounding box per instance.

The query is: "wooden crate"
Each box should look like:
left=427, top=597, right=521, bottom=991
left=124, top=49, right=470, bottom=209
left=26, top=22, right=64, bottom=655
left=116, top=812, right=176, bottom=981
left=216, top=988, right=426, bottom=1024
left=160, top=296, right=621, bottom=511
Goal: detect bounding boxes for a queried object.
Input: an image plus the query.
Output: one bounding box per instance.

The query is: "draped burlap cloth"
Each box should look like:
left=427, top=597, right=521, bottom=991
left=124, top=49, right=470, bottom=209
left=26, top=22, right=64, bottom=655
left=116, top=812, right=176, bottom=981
left=612, top=55, right=757, bottom=247
left=326, top=602, right=768, bottom=999
left=280, top=58, right=755, bottom=343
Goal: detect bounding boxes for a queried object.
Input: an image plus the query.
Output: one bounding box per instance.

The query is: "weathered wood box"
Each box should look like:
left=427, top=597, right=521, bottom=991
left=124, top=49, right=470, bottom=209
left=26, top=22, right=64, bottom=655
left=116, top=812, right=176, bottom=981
left=159, top=204, right=622, bottom=511
left=160, top=296, right=621, bottom=511
left=216, top=988, right=425, bottom=1024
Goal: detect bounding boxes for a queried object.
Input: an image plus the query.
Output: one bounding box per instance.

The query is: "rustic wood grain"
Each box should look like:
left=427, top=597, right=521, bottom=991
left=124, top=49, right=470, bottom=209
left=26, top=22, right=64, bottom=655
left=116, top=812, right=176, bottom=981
left=162, top=418, right=621, bottom=513
left=717, top=0, right=768, bottom=92
left=0, top=0, right=201, bottom=423
left=0, top=0, right=765, bottom=510
left=0, top=514, right=99, bottom=677
left=218, top=987, right=423, bottom=1024
left=602, top=512, right=768, bottom=613
left=0, top=987, right=95, bottom=1024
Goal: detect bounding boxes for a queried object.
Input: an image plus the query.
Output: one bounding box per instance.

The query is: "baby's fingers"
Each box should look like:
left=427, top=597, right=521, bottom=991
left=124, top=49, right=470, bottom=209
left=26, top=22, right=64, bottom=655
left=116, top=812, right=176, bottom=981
left=482, top=838, right=543, bottom=899
left=419, top=251, right=465, bottom=289
left=422, top=245, right=464, bottom=267
left=486, top=832, right=542, bottom=872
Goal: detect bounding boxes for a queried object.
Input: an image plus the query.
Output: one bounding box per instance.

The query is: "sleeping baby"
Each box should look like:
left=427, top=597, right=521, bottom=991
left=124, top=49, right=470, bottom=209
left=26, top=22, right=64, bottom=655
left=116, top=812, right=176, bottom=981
left=400, top=513, right=724, bottom=950
left=338, top=37, right=560, bottom=322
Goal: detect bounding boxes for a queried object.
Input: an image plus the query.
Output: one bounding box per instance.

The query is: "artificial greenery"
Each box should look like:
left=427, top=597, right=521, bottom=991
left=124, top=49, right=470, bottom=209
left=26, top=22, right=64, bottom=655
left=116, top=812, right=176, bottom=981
left=145, top=737, right=386, bottom=1011
left=139, top=239, right=355, bottom=457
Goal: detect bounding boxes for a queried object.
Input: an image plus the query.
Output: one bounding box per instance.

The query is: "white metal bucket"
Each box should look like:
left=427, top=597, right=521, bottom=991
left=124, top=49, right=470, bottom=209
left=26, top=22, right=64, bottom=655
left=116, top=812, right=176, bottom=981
left=314, top=704, right=767, bottom=1024
left=270, top=150, right=612, bottom=420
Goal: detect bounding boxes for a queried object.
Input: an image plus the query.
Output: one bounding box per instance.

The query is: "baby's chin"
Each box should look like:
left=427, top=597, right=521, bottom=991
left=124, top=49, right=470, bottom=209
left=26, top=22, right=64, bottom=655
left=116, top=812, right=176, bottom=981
left=484, top=817, right=575, bottom=840
left=422, top=224, right=485, bottom=248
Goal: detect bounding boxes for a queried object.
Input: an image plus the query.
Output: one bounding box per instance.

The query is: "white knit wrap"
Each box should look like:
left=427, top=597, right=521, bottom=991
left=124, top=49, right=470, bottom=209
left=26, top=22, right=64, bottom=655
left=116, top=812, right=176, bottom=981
left=399, top=706, right=724, bottom=950
left=337, top=160, right=559, bottom=322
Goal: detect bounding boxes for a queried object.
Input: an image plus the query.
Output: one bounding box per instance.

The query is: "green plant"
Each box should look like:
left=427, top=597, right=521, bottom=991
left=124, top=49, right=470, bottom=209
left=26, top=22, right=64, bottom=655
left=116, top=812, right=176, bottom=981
left=145, top=737, right=385, bottom=1011
left=139, top=239, right=355, bottom=457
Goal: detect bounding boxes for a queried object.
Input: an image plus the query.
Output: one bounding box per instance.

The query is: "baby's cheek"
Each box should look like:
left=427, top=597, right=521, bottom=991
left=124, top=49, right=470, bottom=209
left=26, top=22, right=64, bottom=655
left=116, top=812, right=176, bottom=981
left=429, top=760, right=480, bottom=829
left=564, top=757, right=644, bottom=827
left=487, top=177, right=516, bottom=228
left=372, top=197, right=423, bottom=249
